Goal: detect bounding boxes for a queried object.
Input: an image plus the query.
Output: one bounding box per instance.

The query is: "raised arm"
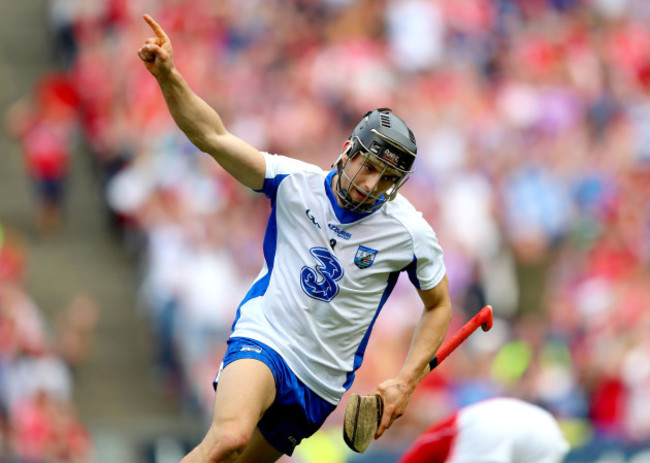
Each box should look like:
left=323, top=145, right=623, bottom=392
left=137, top=14, right=265, bottom=190
left=372, top=274, right=453, bottom=438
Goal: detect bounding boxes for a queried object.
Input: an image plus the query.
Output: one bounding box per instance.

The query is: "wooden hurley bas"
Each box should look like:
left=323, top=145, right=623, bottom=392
left=342, top=305, right=494, bottom=453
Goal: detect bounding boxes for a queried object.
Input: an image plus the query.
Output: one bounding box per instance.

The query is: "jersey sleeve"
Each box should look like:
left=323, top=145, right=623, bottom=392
left=258, top=152, right=323, bottom=199
left=405, top=220, right=446, bottom=291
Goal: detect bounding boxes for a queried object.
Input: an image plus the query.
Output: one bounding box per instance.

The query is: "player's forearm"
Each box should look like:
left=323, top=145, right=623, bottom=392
left=156, top=68, right=227, bottom=153
left=398, top=303, right=452, bottom=390
left=155, top=69, right=265, bottom=190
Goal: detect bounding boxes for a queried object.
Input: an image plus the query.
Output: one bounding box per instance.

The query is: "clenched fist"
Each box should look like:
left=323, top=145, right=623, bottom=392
left=137, top=14, right=174, bottom=78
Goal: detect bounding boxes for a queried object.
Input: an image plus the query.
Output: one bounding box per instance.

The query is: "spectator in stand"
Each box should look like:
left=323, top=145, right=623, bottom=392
left=5, top=73, right=78, bottom=236
left=11, top=388, right=92, bottom=463
left=0, top=221, right=94, bottom=462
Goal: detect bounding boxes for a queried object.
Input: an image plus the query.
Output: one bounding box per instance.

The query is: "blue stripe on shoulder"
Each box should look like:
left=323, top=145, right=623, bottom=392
left=261, top=173, right=290, bottom=201
left=405, top=255, right=421, bottom=290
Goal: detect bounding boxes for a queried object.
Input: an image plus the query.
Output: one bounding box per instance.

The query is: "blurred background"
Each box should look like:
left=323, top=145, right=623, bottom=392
left=1, top=0, right=649, bottom=462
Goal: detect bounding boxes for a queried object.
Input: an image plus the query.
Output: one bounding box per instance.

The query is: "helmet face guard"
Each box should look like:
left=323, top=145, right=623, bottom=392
left=334, top=109, right=417, bottom=213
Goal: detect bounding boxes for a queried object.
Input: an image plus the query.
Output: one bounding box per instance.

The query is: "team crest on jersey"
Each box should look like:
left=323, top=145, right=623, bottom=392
left=354, top=245, right=378, bottom=269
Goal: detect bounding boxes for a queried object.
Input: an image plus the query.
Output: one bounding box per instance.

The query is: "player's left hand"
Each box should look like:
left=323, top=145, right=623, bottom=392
left=371, top=378, right=413, bottom=439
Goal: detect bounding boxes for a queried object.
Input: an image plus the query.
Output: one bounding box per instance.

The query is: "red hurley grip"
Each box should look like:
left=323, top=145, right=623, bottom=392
left=428, top=305, right=493, bottom=370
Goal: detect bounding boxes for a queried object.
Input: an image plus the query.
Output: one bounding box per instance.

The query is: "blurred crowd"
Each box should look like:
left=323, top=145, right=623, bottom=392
left=0, top=224, right=96, bottom=461
left=6, top=0, right=650, bottom=460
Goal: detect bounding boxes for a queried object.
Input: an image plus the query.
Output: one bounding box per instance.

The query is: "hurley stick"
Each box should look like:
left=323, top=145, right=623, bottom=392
left=343, top=305, right=494, bottom=453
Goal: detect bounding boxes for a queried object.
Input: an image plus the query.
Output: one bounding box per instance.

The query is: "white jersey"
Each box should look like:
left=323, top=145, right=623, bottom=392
left=450, top=398, right=570, bottom=463
left=230, top=153, right=446, bottom=404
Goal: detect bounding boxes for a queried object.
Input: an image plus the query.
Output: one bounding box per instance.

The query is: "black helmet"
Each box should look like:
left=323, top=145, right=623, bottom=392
left=334, top=108, right=417, bottom=212
left=349, top=108, right=417, bottom=172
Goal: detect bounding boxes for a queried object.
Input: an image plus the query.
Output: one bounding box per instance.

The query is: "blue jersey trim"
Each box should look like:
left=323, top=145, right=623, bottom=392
left=261, top=173, right=290, bottom=200
left=231, top=174, right=286, bottom=331
left=405, top=255, right=421, bottom=290
left=343, top=270, right=401, bottom=390
left=324, top=171, right=377, bottom=224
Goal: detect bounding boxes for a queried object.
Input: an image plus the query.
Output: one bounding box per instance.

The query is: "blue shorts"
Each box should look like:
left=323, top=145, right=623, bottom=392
left=214, top=337, right=337, bottom=455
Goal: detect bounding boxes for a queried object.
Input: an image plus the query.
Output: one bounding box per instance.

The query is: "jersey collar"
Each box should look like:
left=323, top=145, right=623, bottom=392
left=325, top=170, right=378, bottom=224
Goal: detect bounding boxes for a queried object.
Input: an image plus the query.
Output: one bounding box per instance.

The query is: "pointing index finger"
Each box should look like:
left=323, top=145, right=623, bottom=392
left=143, top=14, right=168, bottom=40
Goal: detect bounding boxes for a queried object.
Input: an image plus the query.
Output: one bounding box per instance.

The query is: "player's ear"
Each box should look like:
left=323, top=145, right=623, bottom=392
left=341, top=140, right=353, bottom=162
left=333, top=140, right=354, bottom=169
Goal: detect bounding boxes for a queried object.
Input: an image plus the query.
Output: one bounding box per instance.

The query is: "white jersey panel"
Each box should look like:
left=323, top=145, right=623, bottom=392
left=231, top=152, right=446, bottom=404
left=450, top=398, right=570, bottom=463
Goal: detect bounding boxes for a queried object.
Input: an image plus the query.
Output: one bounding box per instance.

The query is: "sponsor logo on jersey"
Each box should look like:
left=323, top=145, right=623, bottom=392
left=328, top=224, right=351, bottom=240
left=354, top=245, right=378, bottom=269
left=305, top=209, right=321, bottom=229
left=301, top=247, right=344, bottom=301
left=240, top=345, right=263, bottom=354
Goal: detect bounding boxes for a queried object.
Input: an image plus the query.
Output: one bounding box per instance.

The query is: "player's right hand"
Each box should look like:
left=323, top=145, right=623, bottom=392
left=138, top=14, right=174, bottom=78
left=371, top=377, right=412, bottom=439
